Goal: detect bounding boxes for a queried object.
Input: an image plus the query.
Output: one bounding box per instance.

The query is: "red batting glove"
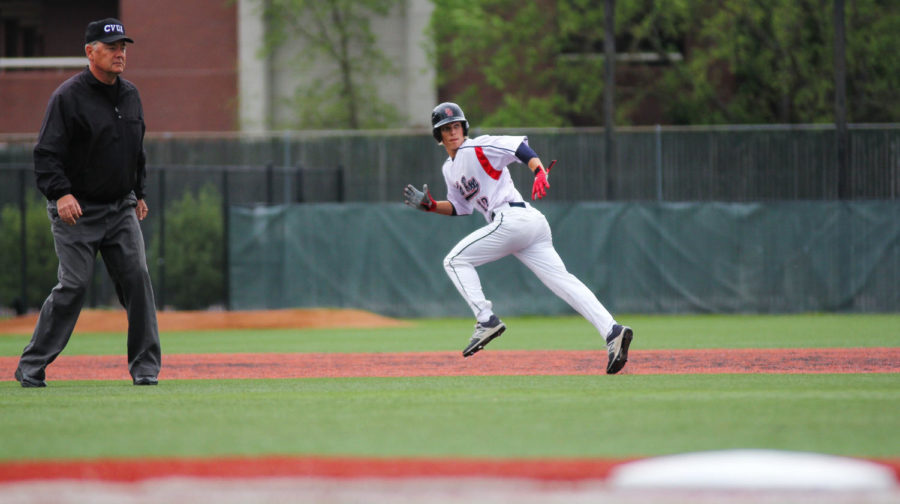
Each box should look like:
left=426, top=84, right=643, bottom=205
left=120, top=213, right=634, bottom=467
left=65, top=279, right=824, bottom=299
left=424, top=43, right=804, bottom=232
left=421, top=184, right=438, bottom=211
left=532, top=168, right=550, bottom=200
left=404, top=184, right=437, bottom=211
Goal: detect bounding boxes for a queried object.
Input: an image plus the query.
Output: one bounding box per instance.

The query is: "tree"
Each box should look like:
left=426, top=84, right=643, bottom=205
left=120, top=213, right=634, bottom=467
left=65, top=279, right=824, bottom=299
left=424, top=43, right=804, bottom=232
left=555, top=0, right=613, bottom=126
left=842, top=0, right=900, bottom=122
left=429, top=0, right=568, bottom=127
left=257, top=0, right=403, bottom=129
left=429, top=0, right=687, bottom=127
left=653, top=0, right=900, bottom=124
left=431, top=0, right=899, bottom=126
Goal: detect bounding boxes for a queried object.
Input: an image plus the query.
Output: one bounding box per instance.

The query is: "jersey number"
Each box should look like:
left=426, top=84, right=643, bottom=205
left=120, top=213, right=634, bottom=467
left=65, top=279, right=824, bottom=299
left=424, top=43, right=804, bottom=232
left=476, top=197, right=489, bottom=213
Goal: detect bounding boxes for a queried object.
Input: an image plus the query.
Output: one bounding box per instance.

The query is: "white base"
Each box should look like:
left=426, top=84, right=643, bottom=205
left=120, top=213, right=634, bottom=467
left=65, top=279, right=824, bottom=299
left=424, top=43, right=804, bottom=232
left=609, top=449, right=897, bottom=491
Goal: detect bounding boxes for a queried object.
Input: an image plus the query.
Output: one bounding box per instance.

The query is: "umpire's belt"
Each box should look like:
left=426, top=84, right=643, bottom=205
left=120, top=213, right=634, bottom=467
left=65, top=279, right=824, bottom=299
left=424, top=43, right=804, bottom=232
left=491, top=201, right=526, bottom=222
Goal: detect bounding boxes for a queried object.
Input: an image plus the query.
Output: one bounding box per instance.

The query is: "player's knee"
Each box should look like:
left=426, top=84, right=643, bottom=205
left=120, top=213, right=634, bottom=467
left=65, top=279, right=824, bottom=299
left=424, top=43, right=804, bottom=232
left=442, top=253, right=460, bottom=273
left=444, top=253, right=475, bottom=279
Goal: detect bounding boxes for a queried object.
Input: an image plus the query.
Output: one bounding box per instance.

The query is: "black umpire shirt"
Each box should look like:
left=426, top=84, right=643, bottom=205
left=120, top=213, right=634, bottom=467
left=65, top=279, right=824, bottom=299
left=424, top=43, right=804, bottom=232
left=33, top=67, right=147, bottom=203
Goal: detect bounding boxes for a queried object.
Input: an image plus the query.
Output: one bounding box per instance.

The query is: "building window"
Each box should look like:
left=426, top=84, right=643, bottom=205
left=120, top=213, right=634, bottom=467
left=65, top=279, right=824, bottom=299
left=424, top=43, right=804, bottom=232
left=0, top=0, right=118, bottom=58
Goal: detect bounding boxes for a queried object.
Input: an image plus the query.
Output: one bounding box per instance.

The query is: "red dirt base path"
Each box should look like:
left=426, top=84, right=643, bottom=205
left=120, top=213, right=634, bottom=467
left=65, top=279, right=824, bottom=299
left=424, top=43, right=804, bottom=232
left=1, top=348, right=899, bottom=382
left=1, top=309, right=897, bottom=380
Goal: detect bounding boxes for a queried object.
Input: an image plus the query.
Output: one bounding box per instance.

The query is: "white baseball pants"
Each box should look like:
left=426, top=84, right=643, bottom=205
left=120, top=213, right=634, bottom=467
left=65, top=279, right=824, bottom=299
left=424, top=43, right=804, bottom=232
left=443, top=203, right=616, bottom=337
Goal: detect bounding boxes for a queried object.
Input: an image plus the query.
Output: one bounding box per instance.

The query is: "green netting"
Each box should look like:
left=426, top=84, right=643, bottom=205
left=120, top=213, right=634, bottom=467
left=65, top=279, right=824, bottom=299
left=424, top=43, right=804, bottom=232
left=229, top=202, right=900, bottom=316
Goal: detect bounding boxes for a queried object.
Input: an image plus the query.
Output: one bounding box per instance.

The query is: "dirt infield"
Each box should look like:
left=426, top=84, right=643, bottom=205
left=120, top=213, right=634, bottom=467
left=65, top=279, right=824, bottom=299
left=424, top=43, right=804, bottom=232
left=1, top=309, right=898, bottom=380
left=0, top=308, right=408, bottom=334
left=1, top=347, right=898, bottom=382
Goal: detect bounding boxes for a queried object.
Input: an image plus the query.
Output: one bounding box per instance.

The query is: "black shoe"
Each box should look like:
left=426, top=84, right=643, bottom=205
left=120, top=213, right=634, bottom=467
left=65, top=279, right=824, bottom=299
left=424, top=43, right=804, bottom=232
left=605, top=325, right=634, bottom=375
left=14, top=367, right=47, bottom=388
left=133, top=376, right=158, bottom=386
left=463, top=315, right=506, bottom=358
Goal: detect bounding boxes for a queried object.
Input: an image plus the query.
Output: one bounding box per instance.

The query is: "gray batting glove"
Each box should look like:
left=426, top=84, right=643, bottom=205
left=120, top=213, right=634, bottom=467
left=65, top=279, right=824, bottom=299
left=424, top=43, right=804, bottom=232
left=403, top=184, right=437, bottom=212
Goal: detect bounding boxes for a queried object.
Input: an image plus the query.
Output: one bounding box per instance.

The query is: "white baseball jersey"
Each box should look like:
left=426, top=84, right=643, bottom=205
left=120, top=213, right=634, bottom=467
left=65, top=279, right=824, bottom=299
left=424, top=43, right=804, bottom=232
left=442, top=135, right=527, bottom=222
left=438, top=134, right=618, bottom=339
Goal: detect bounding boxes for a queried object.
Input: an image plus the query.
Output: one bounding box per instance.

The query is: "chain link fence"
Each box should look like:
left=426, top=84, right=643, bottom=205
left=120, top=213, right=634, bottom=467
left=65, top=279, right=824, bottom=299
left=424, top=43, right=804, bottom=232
left=1, top=124, right=897, bottom=314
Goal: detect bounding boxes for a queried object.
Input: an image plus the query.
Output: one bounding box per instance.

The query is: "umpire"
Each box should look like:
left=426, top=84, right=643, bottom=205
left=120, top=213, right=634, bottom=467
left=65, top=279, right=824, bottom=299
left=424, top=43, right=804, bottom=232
left=14, top=18, right=161, bottom=387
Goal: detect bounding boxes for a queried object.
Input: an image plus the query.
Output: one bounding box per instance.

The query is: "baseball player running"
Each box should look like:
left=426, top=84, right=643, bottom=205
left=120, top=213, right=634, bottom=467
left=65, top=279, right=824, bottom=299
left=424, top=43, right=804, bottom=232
left=403, top=102, right=633, bottom=374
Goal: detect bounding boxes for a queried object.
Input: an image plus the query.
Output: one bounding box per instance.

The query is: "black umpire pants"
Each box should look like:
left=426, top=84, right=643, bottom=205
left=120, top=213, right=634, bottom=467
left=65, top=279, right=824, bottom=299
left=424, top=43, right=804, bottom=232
left=17, top=193, right=161, bottom=383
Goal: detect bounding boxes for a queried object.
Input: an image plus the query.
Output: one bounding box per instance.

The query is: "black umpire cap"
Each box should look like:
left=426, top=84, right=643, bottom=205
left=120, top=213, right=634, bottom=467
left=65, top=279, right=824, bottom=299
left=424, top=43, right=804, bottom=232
left=85, top=18, right=134, bottom=45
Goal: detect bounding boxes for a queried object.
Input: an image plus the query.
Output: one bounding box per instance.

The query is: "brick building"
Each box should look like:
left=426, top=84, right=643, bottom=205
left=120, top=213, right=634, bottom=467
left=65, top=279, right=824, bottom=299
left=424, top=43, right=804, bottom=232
left=0, top=0, right=237, bottom=133
left=0, top=0, right=436, bottom=134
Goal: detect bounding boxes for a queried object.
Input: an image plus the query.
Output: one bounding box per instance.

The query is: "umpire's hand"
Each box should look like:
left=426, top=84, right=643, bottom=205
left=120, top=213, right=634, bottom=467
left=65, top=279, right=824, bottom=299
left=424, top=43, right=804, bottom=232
left=136, top=199, right=149, bottom=221
left=57, top=194, right=83, bottom=225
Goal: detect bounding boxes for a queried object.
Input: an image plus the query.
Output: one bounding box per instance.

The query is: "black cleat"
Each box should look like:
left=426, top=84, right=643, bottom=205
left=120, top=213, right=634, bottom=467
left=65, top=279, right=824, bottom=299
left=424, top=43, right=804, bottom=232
left=605, top=324, right=634, bottom=374
left=462, top=315, right=506, bottom=358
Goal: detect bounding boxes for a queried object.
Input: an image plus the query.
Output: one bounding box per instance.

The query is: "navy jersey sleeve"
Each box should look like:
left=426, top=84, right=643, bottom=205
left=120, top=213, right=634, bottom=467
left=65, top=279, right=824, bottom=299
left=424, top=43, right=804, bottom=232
left=515, top=141, right=538, bottom=164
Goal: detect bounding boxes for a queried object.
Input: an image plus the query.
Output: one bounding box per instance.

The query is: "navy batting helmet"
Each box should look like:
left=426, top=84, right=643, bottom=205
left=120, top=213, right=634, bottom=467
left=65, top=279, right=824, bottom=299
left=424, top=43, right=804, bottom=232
left=431, top=102, right=469, bottom=143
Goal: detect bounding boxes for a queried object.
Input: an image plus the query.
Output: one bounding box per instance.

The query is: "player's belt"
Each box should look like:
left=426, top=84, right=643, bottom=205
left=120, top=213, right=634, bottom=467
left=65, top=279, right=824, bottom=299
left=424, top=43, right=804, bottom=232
left=491, top=201, right=526, bottom=221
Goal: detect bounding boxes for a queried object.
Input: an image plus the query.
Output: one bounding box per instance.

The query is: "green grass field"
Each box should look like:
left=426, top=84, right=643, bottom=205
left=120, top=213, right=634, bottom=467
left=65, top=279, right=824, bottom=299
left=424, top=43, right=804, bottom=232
left=1, top=313, right=899, bottom=462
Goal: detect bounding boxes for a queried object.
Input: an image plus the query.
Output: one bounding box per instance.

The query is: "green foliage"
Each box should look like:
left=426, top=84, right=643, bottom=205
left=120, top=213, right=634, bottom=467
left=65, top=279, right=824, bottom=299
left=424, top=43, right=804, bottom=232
left=0, top=195, right=57, bottom=310
left=256, top=0, right=403, bottom=129
left=430, top=0, right=567, bottom=127
left=432, top=0, right=899, bottom=125
left=657, top=0, right=830, bottom=123
left=843, top=0, right=900, bottom=122
left=157, top=184, right=223, bottom=310
left=555, top=0, right=614, bottom=125
left=636, top=0, right=900, bottom=124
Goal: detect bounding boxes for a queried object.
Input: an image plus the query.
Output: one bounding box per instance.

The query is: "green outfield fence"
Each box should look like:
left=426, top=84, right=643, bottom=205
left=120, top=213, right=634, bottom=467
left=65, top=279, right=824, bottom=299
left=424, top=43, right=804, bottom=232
left=1, top=124, right=898, bottom=314
left=229, top=201, right=900, bottom=316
